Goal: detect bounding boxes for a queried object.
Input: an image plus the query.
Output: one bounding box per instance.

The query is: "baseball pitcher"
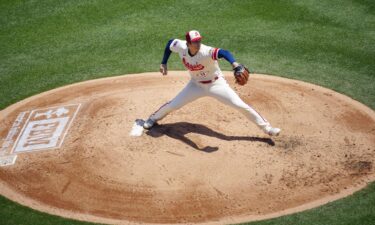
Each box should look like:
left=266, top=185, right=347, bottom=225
left=143, top=30, right=281, bottom=136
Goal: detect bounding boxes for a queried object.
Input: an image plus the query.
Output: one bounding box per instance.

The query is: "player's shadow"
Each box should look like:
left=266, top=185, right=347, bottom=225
left=145, top=122, right=275, bottom=153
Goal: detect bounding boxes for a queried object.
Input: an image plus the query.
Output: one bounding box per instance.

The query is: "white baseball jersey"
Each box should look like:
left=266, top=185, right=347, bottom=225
left=169, top=39, right=222, bottom=82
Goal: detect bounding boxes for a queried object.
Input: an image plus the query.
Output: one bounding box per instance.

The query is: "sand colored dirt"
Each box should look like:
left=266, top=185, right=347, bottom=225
left=0, top=71, right=374, bottom=225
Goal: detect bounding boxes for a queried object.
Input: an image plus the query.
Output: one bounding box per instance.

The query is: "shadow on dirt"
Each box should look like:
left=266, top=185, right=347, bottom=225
left=145, top=122, right=275, bottom=153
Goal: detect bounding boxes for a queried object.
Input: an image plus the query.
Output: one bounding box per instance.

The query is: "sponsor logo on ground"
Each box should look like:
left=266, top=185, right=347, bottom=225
left=0, top=103, right=81, bottom=166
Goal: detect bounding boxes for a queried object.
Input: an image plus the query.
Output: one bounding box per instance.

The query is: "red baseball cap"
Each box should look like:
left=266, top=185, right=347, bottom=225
left=186, top=30, right=202, bottom=43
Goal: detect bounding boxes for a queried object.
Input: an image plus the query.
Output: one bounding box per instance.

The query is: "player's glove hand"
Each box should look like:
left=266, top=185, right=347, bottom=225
left=160, top=64, right=168, bottom=75
left=233, top=64, right=250, bottom=85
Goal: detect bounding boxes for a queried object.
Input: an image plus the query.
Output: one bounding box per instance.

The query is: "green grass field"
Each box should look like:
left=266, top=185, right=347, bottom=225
left=0, top=0, right=374, bottom=224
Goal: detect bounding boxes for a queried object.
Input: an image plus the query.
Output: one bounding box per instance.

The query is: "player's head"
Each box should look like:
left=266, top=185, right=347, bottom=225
left=186, top=30, right=202, bottom=52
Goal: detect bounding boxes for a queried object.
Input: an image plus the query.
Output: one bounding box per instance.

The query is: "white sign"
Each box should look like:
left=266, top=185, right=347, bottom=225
left=11, top=104, right=81, bottom=153
left=14, top=117, right=69, bottom=152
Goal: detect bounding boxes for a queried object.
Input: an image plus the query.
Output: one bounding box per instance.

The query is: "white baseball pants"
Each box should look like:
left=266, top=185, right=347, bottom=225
left=149, top=76, right=270, bottom=130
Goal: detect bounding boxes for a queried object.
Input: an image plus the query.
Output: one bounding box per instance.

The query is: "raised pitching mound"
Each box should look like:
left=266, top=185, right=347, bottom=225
left=0, top=71, right=374, bottom=225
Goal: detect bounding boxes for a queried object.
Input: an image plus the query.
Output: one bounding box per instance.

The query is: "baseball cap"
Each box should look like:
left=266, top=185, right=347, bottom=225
left=186, top=30, right=202, bottom=43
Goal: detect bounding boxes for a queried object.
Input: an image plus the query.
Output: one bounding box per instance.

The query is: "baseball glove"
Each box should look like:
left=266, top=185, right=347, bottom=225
left=233, top=64, right=250, bottom=86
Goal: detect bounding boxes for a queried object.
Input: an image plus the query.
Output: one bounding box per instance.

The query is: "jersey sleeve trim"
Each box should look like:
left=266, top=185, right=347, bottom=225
left=211, top=48, right=220, bottom=60
left=170, top=39, right=185, bottom=53
left=169, top=39, right=177, bottom=51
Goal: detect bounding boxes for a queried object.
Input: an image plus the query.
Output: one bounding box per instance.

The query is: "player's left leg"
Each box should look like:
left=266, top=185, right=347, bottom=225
left=207, top=77, right=281, bottom=136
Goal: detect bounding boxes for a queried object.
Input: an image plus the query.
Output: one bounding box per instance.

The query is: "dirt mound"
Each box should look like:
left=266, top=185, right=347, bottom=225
left=0, top=71, right=374, bottom=225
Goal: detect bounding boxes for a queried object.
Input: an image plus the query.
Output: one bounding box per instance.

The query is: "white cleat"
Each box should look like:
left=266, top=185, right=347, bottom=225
left=143, top=118, right=156, bottom=129
left=263, top=126, right=281, bottom=136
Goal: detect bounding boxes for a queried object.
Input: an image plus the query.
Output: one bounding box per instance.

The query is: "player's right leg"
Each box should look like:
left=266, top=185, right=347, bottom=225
left=143, top=80, right=205, bottom=129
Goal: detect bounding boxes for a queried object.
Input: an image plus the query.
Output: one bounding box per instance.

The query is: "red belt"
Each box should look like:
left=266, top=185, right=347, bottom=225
left=199, top=76, right=218, bottom=84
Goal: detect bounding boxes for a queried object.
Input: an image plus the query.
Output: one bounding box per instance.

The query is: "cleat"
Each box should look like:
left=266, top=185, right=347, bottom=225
left=263, top=126, right=281, bottom=136
left=143, top=118, right=156, bottom=129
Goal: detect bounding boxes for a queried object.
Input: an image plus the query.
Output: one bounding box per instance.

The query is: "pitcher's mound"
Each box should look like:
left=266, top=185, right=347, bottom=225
left=0, top=71, right=374, bottom=225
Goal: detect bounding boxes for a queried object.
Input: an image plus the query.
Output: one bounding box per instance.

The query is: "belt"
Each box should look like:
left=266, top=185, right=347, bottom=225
left=199, top=76, right=218, bottom=84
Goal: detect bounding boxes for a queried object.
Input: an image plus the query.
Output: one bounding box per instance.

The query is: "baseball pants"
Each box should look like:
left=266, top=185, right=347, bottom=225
left=149, top=76, right=270, bottom=130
